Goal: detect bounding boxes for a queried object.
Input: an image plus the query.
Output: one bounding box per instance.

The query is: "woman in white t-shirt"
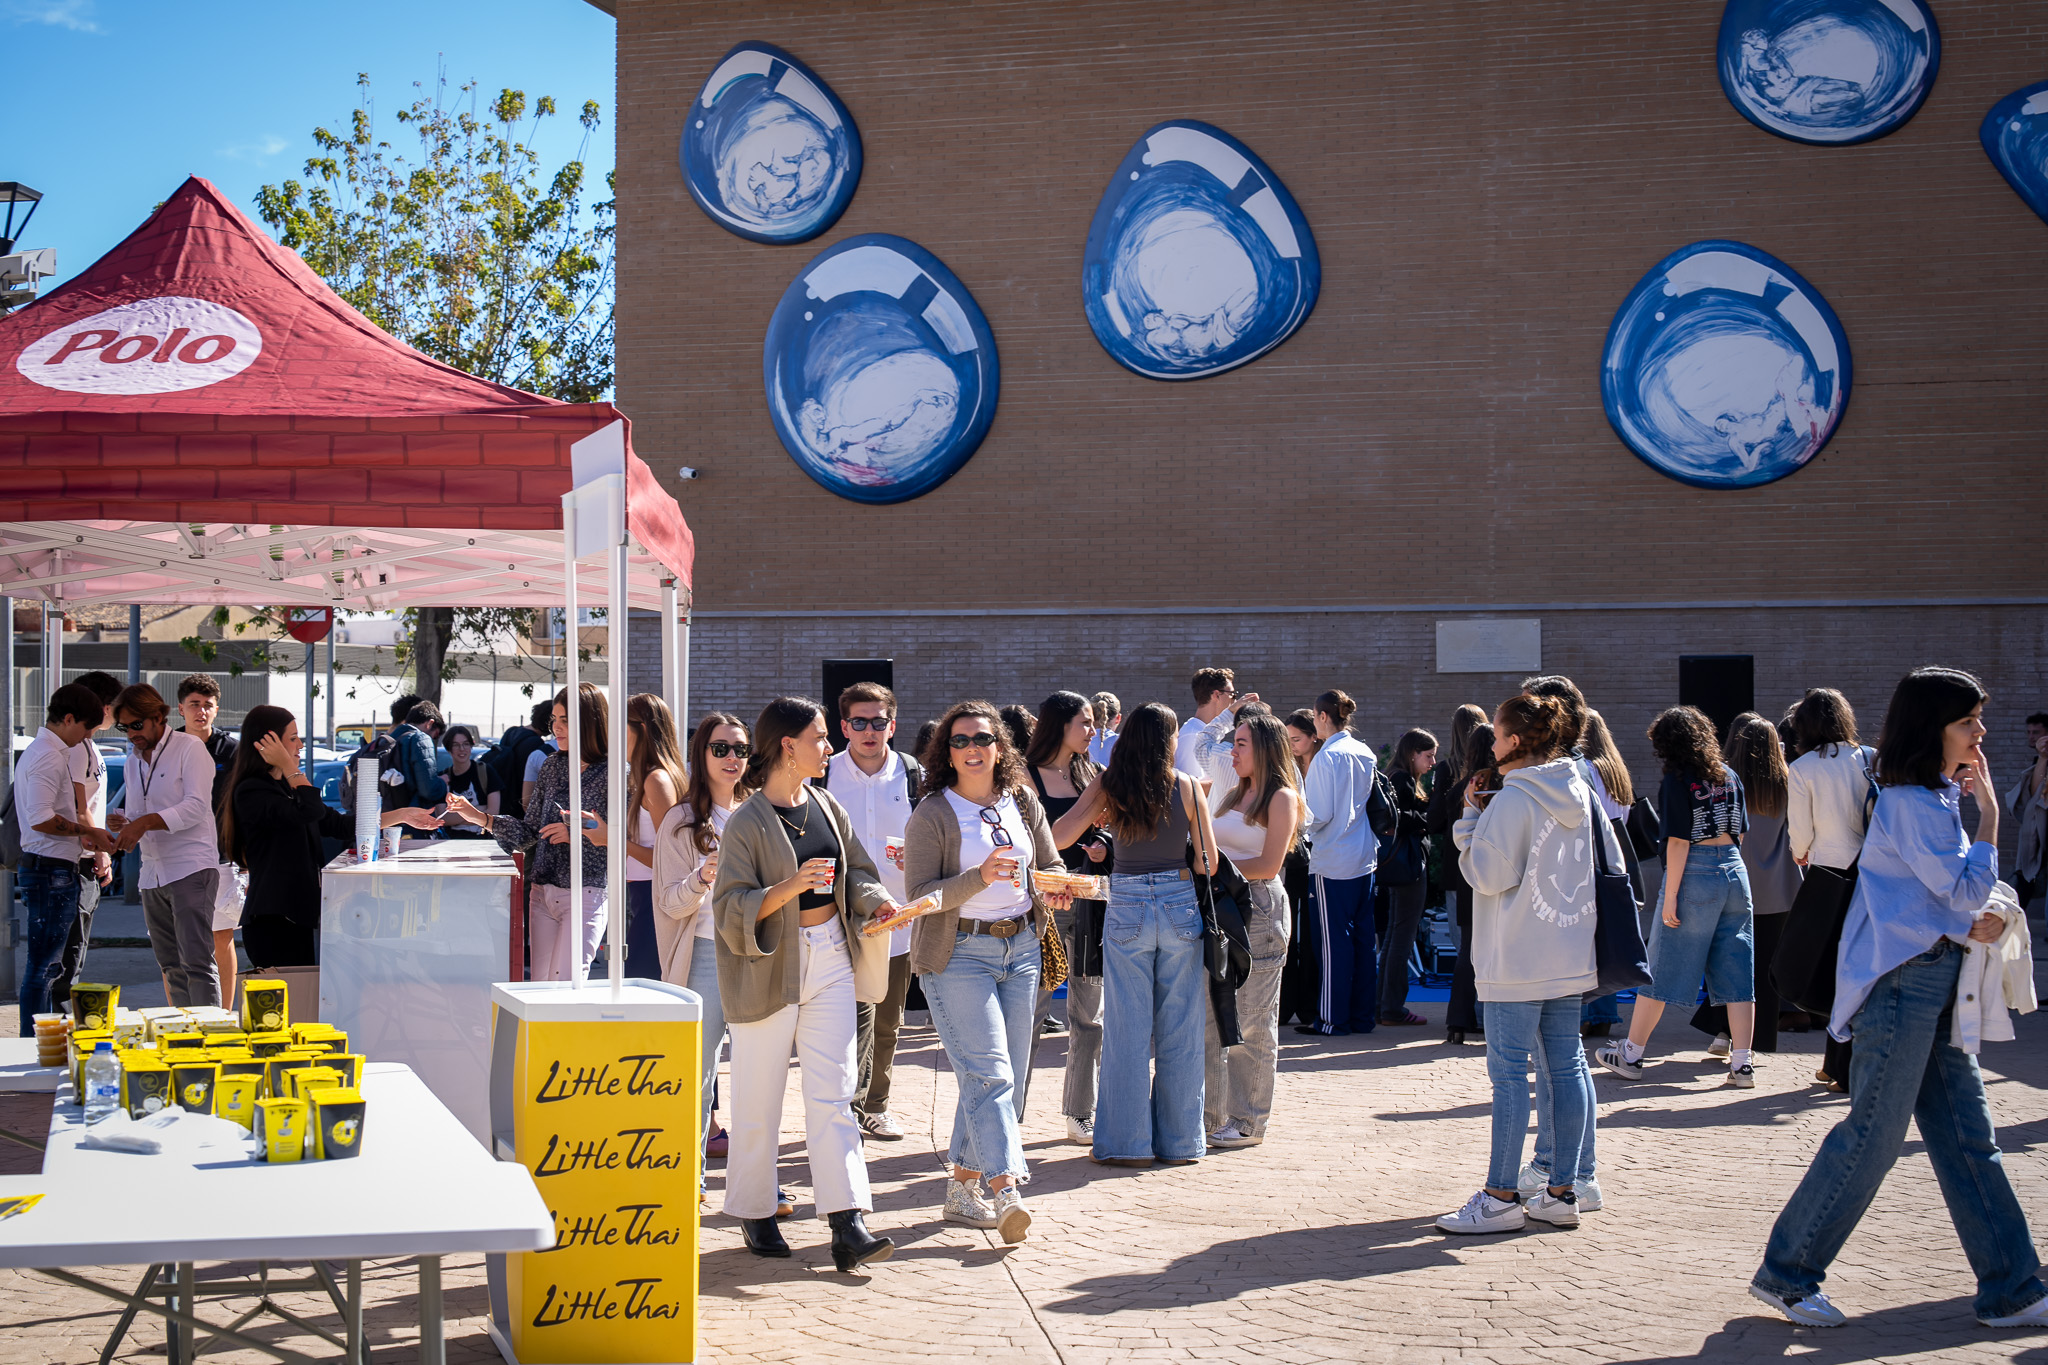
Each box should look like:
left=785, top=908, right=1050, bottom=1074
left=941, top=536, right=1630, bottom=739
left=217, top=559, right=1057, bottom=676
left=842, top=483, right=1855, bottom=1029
left=1785, top=687, right=1877, bottom=1091
left=1203, top=713, right=1302, bottom=1149
left=622, top=695, right=684, bottom=981
left=654, top=711, right=752, bottom=1172
left=902, top=700, right=1070, bottom=1244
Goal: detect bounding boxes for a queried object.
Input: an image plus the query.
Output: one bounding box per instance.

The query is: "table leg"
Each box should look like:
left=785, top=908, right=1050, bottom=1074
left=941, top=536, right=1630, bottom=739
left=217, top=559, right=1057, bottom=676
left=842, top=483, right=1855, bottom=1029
left=174, top=1262, right=196, bottom=1365
left=418, top=1256, right=444, bottom=1365
left=99, top=1263, right=163, bottom=1365
left=346, top=1260, right=363, bottom=1365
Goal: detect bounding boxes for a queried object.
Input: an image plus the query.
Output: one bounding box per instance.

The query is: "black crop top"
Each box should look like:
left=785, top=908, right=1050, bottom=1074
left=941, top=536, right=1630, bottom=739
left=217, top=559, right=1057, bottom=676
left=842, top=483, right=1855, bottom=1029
left=772, top=798, right=843, bottom=911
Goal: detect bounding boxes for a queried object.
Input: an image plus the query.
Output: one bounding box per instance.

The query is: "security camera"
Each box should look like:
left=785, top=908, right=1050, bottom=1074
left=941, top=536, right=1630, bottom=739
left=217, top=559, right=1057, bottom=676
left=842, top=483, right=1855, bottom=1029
left=677, top=466, right=701, bottom=481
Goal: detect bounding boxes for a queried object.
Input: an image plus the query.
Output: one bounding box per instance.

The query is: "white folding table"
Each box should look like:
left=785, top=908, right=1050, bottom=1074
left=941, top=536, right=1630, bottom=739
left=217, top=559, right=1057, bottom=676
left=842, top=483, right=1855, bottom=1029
left=0, top=1061, right=551, bottom=1365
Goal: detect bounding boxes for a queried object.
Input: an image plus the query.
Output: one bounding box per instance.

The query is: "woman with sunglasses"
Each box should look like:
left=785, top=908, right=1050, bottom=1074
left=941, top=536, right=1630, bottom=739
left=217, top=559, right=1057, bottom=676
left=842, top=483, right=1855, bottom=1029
left=654, top=711, right=750, bottom=1166
left=1052, top=702, right=1218, bottom=1166
left=903, top=700, right=1071, bottom=1241
left=713, top=696, right=900, bottom=1272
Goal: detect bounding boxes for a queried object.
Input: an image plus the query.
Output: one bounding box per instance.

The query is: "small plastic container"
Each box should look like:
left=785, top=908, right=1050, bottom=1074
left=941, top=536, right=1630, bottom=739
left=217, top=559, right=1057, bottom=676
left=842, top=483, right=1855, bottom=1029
left=82, top=1043, right=120, bottom=1124
left=32, top=1013, right=69, bottom=1068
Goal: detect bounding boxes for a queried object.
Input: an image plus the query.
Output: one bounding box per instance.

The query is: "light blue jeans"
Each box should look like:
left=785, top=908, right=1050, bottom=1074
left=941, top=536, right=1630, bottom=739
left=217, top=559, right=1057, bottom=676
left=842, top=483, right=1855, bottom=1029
left=1754, top=941, right=2045, bottom=1320
left=1531, top=1020, right=1598, bottom=1184
left=1644, top=843, right=1753, bottom=1006
left=1484, top=996, right=1590, bottom=1193
left=921, top=928, right=1041, bottom=1181
left=682, top=940, right=725, bottom=1172
left=1096, top=872, right=1208, bottom=1162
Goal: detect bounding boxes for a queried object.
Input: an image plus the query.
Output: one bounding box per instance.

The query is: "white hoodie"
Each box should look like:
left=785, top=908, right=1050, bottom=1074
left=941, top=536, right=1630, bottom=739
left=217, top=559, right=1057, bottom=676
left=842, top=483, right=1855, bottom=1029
left=1453, top=756, right=1620, bottom=1002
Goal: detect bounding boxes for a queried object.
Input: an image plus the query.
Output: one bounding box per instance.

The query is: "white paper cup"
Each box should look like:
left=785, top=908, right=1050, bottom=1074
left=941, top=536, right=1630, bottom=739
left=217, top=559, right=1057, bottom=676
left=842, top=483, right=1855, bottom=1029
left=884, top=836, right=905, bottom=870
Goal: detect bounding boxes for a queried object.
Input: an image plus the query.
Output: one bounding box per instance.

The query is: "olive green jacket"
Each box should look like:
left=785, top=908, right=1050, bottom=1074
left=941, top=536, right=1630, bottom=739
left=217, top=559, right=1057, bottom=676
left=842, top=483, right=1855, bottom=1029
left=712, top=787, right=894, bottom=1025
left=904, top=783, right=1064, bottom=977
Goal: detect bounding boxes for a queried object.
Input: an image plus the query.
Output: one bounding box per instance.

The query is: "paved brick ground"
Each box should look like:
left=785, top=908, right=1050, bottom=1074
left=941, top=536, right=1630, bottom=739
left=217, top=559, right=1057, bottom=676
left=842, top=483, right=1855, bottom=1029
left=5, top=962, right=2045, bottom=1363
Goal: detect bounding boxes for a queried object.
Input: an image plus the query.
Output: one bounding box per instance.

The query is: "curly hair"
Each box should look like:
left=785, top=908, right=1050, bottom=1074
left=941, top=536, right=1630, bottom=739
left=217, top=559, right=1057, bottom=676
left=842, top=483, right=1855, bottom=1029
left=1100, top=702, right=1180, bottom=843
left=1648, top=706, right=1725, bottom=783
left=920, top=700, right=1028, bottom=800
left=1494, top=694, right=1570, bottom=765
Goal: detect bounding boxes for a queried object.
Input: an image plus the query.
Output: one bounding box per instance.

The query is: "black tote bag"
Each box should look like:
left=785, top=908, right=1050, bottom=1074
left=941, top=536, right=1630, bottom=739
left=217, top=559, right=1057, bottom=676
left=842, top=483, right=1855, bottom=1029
left=1771, top=754, right=1877, bottom=1016
left=1586, top=799, right=1652, bottom=999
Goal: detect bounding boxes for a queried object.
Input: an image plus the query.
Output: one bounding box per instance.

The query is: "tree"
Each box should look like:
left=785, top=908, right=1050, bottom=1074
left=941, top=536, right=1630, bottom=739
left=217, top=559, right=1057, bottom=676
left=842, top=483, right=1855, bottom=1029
left=252, top=71, right=615, bottom=706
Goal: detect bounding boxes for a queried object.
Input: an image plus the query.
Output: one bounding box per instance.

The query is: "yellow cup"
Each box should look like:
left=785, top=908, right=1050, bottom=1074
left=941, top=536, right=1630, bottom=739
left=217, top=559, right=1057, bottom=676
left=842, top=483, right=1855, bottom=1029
left=240, top=980, right=289, bottom=1035
left=255, top=1097, right=308, bottom=1162
left=246, top=1032, right=294, bottom=1058
left=290, top=1067, right=343, bottom=1102
left=120, top=1057, right=172, bottom=1119
left=169, top=1060, right=220, bottom=1114
left=160, top=1032, right=207, bottom=1052
left=329, top=1054, right=365, bottom=1089
left=69, top=984, right=119, bottom=1032
left=215, top=1073, right=261, bottom=1130
left=312, top=1089, right=366, bottom=1160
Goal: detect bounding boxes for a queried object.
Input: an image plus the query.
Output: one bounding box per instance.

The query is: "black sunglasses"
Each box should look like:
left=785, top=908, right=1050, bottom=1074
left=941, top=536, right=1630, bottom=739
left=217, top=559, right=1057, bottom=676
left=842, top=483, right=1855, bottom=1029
left=707, top=741, right=751, bottom=759
left=113, top=719, right=145, bottom=734
left=845, top=717, right=892, bottom=732
left=979, top=805, right=1014, bottom=849
left=948, top=733, right=998, bottom=750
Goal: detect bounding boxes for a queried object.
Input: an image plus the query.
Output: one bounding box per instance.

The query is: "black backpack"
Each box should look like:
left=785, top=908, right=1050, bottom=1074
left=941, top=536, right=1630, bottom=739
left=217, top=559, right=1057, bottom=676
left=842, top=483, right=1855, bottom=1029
left=1365, top=764, right=1400, bottom=843
left=341, top=731, right=407, bottom=816
left=490, top=728, right=546, bottom=819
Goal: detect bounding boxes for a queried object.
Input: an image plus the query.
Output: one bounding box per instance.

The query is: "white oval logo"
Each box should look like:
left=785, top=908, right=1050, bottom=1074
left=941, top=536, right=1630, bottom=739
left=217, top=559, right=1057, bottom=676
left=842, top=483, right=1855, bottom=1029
left=15, top=296, right=263, bottom=395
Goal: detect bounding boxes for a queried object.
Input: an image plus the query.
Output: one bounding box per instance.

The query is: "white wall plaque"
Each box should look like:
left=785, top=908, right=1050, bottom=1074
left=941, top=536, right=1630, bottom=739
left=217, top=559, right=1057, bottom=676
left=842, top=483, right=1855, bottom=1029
left=1436, top=619, right=1541, bottom=673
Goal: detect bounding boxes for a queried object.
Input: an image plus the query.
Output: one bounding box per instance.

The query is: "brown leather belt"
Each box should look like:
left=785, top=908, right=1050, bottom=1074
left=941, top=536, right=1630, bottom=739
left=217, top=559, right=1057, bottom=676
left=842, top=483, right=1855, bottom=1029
left=959, top=914, right=1028, bottom=938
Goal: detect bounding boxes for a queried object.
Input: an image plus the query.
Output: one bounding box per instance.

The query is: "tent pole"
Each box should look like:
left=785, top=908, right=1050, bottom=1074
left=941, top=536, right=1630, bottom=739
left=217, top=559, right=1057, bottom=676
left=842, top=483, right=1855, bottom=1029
left=127, top=605, right=141, bottom=685
left=677, top=595, right=690, bottom=741
left=562, top=495, right=582, bottom=990
left=326, top=630, right=335, bottom=754
left=304, top=640, right=316, bottom=767
left=660, top=577, right=680, bottom=729
left=0, top=594, right=14, bottom=1005
left=607, top=519, right=626, bottom=999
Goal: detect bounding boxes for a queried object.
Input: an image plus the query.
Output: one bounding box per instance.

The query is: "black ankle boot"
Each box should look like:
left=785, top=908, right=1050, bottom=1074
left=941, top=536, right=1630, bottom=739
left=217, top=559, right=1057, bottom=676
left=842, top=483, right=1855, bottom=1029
left=827, top=1208, right=894, bottom=1272
left=741, top=1217, right=790, bottom=1258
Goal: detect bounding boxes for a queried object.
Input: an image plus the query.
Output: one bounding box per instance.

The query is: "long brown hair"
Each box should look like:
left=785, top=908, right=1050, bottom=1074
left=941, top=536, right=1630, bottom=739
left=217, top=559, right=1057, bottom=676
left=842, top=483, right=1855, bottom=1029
left=1390, top=728, right=1438, bottom=803
left=1100, top=702, right=1179, bottom=842
left=559, top=683, right=608, bottom=764
left=1579, top=709, right=1636, bottom=808
left=626, top=694, right=687, bottom=825
left=218, top=704, right=296, bottom=869
left=921, top=699, right=1027, bottom=799
left=1216, top=713, right=1300, bottom=844
left=743, top=696, right=824, bottom=791
left=1723, top=711, right=1789, bottom=819
left=1790, top=687, right=1859, bottom=759
left=680, top=712, right=751, bottom=854
left=1442, top=704, right=1488, bottom=789
left=1284, top=709, right=1320, bottom=778
left=1023, top=690, right=1100, bottom=792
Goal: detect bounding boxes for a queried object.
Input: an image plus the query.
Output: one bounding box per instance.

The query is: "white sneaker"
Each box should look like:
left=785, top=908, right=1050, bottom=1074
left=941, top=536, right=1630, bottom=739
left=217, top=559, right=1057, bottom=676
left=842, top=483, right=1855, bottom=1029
left=1207, top=1122, right=1262, bottom=1148
left=1435, top=1190, right=1526, bottom=1234
left=991, top=1185, right=1032, bottom=1244
left=1728, top=1063, right=1756, bottom=1088
left=1595, top=1044, right=1643, bottom=1080
left=1576, top=1175, right=1603, bottom=1213
left=1524, top=1189, right=1580, bottom=1229
left=1064, top=1115, right=1094, bottom=1145
left=1516, top=1163, right=1549, bottom=1201
left=1981, top=1294, right=2048, bottom=1327
left=942, top=1179, right=998, bottom=1229
left=858, top=1110, right=906, bottom=1140
left=1748, top=1283, right=1846, bottom=1327
left=1708, top=1032, right=1731, bottom=1058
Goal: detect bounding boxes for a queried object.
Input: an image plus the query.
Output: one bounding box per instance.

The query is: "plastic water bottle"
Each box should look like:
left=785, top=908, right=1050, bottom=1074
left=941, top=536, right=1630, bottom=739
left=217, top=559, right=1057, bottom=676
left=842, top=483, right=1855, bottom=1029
left=83, top=1042, right=121, bottom=1123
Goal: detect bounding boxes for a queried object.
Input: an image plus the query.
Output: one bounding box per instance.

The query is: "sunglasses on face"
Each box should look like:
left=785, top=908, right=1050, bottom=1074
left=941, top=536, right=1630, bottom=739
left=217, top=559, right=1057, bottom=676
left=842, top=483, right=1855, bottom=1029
left=979, top=805, right=1014, bottom=849
left=844, top=716, right=892, bottom=732
left=707, top=741, right=750, bottom=759
left=113, top=719, right=147, bottom=734
left=949, top=733, right=998, bottom=750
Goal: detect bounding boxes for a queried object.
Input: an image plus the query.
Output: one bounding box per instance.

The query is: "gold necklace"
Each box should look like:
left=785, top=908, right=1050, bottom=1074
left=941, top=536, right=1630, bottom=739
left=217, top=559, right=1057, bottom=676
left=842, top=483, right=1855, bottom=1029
left=775, top=797, right=810, bottom=840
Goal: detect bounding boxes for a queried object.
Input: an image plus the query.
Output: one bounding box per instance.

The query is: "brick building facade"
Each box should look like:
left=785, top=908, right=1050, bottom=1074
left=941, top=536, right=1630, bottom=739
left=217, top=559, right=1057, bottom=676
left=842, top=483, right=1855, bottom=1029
left=612, top=1, right=2048, bottom=783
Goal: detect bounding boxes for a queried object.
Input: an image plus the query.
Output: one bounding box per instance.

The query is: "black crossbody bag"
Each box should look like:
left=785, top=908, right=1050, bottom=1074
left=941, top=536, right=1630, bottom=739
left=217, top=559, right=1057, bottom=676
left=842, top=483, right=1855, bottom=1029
left=1771, top=750, right=1878, bottom=1016
left=1586, top=784, right=1653, bottom=999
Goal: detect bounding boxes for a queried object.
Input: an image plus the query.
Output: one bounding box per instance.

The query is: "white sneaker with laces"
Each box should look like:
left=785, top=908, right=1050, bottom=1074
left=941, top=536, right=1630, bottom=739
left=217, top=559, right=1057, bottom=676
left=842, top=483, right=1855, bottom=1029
left=943, top=1179, right=998, bottom=1229
left=1748, top=1283, right=1846, bottom=1327
left=1516, top=1163, right=1549, bottom=1201
left=1207, top=1122, right=1261, bottom=1148
left=992, top=1185, right=1031, bottom=1244
left=1065, top=1115, right=1094, bottom=1145
left=1979, top=1294, right=2048, bottom=1327
left=1708, top=1032, right=1732, bottom=1058
left=1524, top=1189, right=1580, bottom=1229
left=1728, top=1063, right=1756, bottom=1088
left=859, top=1110, right=906, bottom=1140
left=1435, top=1191, right=1526, bottom=1234
left=1576, top=1175, right=1603, bottom=1212
left=1595, top=1044, right=1643, bottom=1080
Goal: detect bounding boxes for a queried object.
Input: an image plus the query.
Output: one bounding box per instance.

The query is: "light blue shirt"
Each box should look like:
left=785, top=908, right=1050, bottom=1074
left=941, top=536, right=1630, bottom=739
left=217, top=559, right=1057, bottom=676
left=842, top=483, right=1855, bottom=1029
left=1303, top=730, right=1379, bottom=880
left=1830, top=779, right=1998, bottom=1041
left=1088, top=730, right=1118, bottom=767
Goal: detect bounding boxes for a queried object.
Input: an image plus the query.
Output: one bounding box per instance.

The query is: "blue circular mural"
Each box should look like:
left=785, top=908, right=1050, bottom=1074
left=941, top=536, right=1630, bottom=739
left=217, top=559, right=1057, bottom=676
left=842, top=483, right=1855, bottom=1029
left=1082, top=120, right=1319, bottom=381
left=1716, top=0, right=1939, bottom=145
left=763, top=235, right=999, bottom=504
left=679, top=41, right=861, bottom=244
left=1981, top=82, right=2048, bottom=227
left=1602, top=241, right=1852, bottom=491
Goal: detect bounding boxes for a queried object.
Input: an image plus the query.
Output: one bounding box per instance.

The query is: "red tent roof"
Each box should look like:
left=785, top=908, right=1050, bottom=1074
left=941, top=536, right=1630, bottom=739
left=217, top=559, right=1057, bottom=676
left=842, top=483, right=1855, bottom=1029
left=0, top=177, right=690, bottom=597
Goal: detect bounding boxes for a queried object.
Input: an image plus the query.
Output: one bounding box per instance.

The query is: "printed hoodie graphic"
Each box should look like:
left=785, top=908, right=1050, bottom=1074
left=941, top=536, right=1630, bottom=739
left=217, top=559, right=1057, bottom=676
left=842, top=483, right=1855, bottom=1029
left=1453, top=757, right=1621, bottom=1003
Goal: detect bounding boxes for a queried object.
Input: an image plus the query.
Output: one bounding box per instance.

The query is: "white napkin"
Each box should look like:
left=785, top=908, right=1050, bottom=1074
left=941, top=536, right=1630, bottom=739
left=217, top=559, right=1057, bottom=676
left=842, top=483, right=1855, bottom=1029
left=80, top=1108, right=262, bottom=1157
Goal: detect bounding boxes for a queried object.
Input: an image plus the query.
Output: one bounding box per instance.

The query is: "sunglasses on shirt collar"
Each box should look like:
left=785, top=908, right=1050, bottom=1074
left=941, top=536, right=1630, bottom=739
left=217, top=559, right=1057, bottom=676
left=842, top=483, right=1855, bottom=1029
left=979, top=804, right=1014, bottom=848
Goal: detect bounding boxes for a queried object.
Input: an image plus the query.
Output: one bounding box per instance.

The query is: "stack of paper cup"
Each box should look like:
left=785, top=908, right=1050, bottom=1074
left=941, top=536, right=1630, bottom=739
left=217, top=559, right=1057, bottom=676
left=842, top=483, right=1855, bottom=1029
left=354, top=757, right=381, bottom=861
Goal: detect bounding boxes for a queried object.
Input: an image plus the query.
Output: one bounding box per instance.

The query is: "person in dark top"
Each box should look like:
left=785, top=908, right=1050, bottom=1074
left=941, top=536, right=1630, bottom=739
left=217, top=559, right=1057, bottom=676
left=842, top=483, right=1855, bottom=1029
left=1378, top=727, right=1438, bottom=1027
left=1428, top=713, right=1492, bottom=1043
left=1597, top=705, right=1758, bottom=1088
left=440, top=725, right=498, bottom=839
left=218, top=705, right=438, bottom=969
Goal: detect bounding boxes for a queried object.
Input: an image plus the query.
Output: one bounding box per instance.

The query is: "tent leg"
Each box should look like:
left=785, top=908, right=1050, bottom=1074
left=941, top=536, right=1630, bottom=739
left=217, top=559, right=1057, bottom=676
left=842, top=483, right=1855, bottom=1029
left=561, top=495, right=582, bottom=989
left=607, top=540, right=626, bottom=998
left=660, top=577, right=680, bottom=727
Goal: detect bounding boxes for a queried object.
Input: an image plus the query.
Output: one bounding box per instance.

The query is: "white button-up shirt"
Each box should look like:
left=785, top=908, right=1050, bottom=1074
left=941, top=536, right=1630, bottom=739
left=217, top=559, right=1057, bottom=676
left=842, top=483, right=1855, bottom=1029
left=69, top=736, right=107, bottom=827
left=827, top=747, right=914, bottom=956
left=18, top=728, right=84, bottom=861
left=1303, top=729, right=1381, bottom=880
left=122, top=729, right=223, bottom=889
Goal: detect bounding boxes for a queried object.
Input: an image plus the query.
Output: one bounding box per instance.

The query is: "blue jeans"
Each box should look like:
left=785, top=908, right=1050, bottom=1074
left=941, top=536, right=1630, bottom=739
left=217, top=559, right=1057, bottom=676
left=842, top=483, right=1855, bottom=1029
left=624, top=880, right=660, bottom=980
left=1531, top=1023, right=1598, bottom=1183
left=922, top=929, right=1041, bottom=1181
left=18, top=853, right=82, bottom=1033
left=1484, top=997, right=1590, bottom=1193
left=1754, top=941, right=2045, bottom=1319
left=1644, top=844, right=1753, bottom=1006
left=1096, top=872, right=1208, bottom=1162
left=1308, top=870, right=1377, bottom=1034
left=682, top=940, right=726, bottom=1175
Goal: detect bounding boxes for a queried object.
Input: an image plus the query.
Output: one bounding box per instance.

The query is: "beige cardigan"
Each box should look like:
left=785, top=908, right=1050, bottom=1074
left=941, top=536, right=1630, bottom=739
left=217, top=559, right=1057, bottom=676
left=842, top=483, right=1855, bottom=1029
left=711, top=787, right=894, bottom=1025
left=903, top=783, right=1064, bottom=977
left=650, top=799, right=728, bottom=988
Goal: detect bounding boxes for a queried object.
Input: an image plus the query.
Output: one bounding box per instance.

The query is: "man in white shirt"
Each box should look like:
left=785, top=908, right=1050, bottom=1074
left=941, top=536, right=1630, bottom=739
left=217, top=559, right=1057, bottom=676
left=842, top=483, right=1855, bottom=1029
left=52, top=671, right=122, bottom=1011
left=15, top=683, right=113, bottom=1031
left=1088, top=692, right=1121, bottom=767
left=1173, top=667, right=1237, bottom=778
left=821, top=682, right=923, bottom=1141
left=1191, top=694, right=1267, bottom=793
left=108, top=684, right=225, bottom=1007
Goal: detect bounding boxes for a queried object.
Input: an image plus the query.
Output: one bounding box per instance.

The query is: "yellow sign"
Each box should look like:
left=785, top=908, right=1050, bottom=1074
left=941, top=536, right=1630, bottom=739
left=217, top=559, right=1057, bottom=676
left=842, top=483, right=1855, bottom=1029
left=496, top=1008, right=700, bottom=1365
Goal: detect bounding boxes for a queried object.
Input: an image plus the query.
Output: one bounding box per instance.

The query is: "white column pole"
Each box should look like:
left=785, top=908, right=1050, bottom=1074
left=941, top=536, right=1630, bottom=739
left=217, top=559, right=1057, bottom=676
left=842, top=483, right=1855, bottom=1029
left=561, top=494, right=582, bottom=987
left=677, top=592, right=690, bottom=739
left=660, top=576, right=680, bottom=729
left=606, top=487, right=627, bottom=998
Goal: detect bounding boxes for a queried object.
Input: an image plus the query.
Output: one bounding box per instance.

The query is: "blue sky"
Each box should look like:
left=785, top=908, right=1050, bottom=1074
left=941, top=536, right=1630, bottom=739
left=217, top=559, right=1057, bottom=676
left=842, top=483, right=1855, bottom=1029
left=2, top=0, right=615, bottom=293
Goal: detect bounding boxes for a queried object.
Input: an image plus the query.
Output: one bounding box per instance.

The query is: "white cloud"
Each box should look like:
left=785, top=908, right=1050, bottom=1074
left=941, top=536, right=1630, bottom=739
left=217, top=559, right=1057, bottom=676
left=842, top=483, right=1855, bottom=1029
left=4, top=0, right=100, bottom=32
left=219, top=134, right=290, bottom=162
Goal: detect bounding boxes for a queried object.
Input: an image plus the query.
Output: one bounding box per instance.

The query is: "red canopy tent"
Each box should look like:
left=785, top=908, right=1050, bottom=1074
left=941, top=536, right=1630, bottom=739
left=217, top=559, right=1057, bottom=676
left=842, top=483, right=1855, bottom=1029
left=0, top=176, right=691, bottom=615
